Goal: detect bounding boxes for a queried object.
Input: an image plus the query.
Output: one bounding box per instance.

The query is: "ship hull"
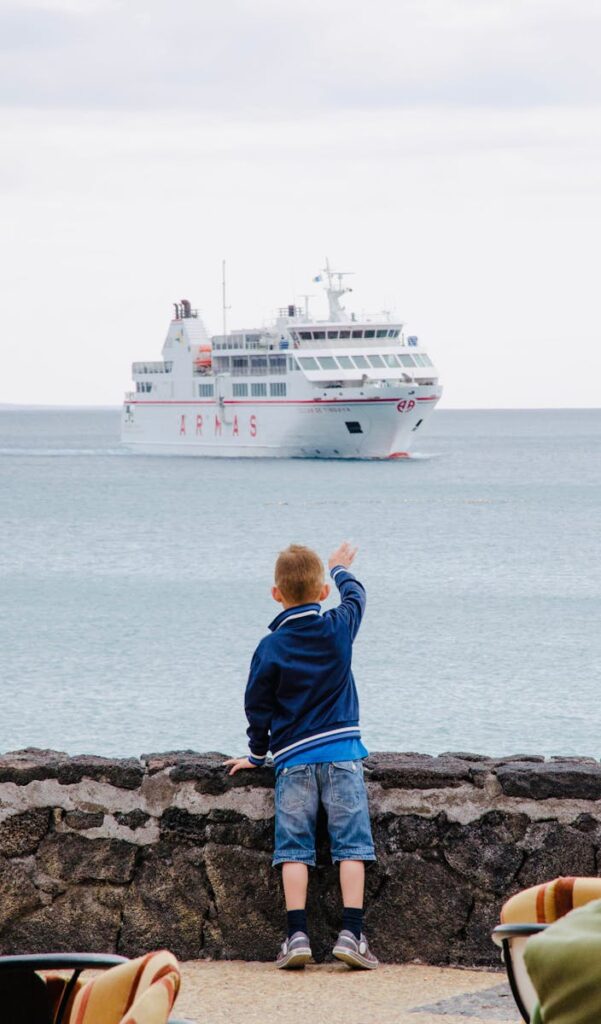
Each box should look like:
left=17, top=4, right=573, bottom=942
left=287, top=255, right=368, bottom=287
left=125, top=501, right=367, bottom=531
left=121, top=390, right=441, bottom=459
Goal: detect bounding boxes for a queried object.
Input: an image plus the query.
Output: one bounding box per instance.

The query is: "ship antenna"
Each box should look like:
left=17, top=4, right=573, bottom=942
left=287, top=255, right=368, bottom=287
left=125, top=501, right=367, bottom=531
left=299, top=293, right=314, bottom=319
left=221, top=259, right=231, bottom=339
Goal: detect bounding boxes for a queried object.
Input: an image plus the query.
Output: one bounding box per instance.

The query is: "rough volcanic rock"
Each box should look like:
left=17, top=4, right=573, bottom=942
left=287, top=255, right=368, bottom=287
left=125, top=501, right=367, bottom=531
left=364, top=852, right=473, bottom=963
left=114, top=810, right=151, bottom=830
left=441, top=811, right=529, bottom=893
left=496, top=760, right=601, bottom=800
left=0, top=748, right=67, bottom=785
left=56, top=755, right=144, bottom=790
left=37, top=833, right=137, bottom=884
left=203, top=844, right=285, bottom=960
left=451, top=897, right=504, bottom=968
left=517, top=822, right=596, bottom=887
left=2, top=885, right=123, bottom=954
left=0, top=856, right=42, bottom=935
left=365, top=753, right=472, bottom=790
left=143, top=751, right=220, bottom=776
left=64, top=811, right=105, bottom=831
left=371, top=812, right=439, bottom=856
left=168, top=754, right=274, bottom=794
left=0, top=808, right=51, bottom=857
left=160, top=807, right=273, bottom=853
left=120, top=843, right=209, bottom=960
left=0, top=749, right=144, bottom=790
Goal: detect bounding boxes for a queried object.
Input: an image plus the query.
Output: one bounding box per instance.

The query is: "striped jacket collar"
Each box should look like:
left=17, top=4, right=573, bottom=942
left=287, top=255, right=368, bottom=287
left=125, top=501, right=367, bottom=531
left=269, top=603, right=321, bottom=632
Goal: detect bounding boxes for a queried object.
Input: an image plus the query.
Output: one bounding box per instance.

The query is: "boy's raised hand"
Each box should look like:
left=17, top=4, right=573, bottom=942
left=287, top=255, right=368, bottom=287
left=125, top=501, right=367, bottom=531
left=328, top=541, right=358, bottom=571
left=224, top=756, right=258, bottom=776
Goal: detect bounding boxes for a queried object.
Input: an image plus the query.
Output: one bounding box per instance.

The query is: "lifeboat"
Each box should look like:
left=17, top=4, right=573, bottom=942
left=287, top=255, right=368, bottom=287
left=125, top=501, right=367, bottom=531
left=194, top=345, right=212, bottom=373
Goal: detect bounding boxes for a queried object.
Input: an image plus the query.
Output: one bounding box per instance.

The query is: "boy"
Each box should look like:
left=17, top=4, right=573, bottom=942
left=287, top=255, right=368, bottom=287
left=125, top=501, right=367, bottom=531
left=224, top=541, right=378, bottom=970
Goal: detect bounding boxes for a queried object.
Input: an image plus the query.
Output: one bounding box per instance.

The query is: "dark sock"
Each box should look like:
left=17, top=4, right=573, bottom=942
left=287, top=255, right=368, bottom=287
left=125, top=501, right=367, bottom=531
left=342, top=906, right=363, bottom=940
left=287, top=909, right=308, bottom=938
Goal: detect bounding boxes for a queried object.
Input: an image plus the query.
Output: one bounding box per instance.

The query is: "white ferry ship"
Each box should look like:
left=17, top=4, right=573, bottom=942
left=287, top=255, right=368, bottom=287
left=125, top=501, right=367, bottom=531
left=121, top=266, right=442, bottom=458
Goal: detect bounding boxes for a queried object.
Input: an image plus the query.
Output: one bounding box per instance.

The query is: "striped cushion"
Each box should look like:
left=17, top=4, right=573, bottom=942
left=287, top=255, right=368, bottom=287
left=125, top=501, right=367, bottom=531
left=45, top=974, right=86, bottom=1024
left=68, top=951, right=180, bottom=1024
left=501, top=877, right=601, bottom=925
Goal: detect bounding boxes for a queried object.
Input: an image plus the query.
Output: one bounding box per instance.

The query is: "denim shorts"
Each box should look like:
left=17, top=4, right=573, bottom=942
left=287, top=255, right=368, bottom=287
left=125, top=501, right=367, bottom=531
left=273, top=760, right=376, bottom=867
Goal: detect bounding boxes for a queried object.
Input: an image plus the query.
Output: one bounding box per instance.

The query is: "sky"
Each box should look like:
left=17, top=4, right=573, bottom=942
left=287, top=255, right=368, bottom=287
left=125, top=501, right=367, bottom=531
left=1, top=0, right=601, bottom=408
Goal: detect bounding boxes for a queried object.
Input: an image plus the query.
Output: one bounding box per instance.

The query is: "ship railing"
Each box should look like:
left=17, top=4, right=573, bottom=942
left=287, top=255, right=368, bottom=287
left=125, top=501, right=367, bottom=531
left=132, top=361, right=173, bottom=374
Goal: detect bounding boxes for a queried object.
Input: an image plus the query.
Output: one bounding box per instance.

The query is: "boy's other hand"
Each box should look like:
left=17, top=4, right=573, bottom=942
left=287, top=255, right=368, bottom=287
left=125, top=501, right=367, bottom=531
left=224, top=757, right=258, bottom=776
left=328, top=541, right=358, bottom=571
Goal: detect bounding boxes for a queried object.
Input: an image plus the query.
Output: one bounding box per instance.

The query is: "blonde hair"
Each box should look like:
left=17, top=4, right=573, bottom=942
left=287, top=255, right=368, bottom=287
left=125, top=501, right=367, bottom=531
left=275, top=544, right=325, bottom=605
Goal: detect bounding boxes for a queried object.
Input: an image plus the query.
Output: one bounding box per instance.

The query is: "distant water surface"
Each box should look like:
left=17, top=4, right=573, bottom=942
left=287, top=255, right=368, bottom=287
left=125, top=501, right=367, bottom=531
left=1, top=407, right=600, bottom=759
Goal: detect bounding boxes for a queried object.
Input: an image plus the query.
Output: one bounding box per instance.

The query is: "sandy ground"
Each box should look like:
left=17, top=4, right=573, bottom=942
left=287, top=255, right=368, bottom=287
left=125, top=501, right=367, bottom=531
left=173, top=961, right=517, bottom=1024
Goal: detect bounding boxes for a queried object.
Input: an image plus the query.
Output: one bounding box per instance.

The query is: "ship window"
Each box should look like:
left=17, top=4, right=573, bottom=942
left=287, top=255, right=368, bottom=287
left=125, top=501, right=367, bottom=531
left=288, top=358, right=299, bottom=371
left=365, top=329, right=375, bottom=339
left=250, top=356, right=268, bottom=374
left=376, top=329, right=388, bottom=338
left=299, top=331, right=312, bottom=340
left=298, top=357, right=319, bottom=370
left=270, top=382, right=287, bottom=397
left=214, top=356, right=230, bottom=371
left=367, top=354, right=385, bottom=368
left=351, top=329, right=363, bottom=338
left=337, top=356, right=354, bottom=369
left=198, top=383, right=214, bottom=397
left=421, top=353, right=433, bottom=366
left=382, top=353, right=399, bottom=367
left=340, top=330, right=350, bottom=339
left=345, top=421, right=363, bottom=434
left=313, top=331, right=326, bottom=340
left=317, top=356, right=338, bottom=370
left=414, top=354, right=428, bottom=367
left=388, top=329, right=396, bottom=337
left=232, top=357, right=248, bottom=373
left=269, top=355, right=287, bottom=374
left=351, top=355, right=368, bottom=369
left=251, top=383, right=267, bottom=397
left=233, top=383, right=248, bottom=397
left=327, top=330, right=339, bottom=339
left=399, top=354, right=416, bottom=367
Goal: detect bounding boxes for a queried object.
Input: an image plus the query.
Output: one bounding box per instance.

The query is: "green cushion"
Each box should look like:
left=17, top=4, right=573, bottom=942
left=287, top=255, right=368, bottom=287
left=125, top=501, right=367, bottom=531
left=524, top=897, right=601, bottom=1024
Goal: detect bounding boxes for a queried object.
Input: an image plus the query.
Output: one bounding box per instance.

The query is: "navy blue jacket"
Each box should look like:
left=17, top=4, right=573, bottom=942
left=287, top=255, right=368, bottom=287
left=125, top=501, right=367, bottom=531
left=244, top=566, right=366, bottom=766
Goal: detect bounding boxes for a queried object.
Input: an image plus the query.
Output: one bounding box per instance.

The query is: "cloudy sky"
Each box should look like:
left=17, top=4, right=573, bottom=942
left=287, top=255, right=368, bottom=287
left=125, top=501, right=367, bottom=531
left=2, top=0, right=601, bottom=407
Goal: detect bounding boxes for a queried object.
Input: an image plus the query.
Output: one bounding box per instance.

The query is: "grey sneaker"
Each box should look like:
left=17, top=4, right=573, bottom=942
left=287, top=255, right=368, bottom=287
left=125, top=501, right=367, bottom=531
left=276, top=930, right=313, bottom=969
left=333, top=930, right=379, bottom=970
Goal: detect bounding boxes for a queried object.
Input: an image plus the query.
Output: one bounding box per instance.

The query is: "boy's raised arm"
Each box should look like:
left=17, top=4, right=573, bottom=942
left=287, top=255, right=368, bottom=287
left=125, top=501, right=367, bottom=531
left=327, top=541, right=366, bottom=640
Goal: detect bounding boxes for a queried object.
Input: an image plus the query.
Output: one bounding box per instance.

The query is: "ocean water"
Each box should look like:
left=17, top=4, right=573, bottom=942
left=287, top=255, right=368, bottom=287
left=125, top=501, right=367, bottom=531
left=1, top=407, right=600, bottom=760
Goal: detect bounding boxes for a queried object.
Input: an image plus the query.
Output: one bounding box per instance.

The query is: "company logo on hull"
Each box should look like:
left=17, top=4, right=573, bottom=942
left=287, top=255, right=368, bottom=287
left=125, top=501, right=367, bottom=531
left=179, top=413, right=257, bottom=439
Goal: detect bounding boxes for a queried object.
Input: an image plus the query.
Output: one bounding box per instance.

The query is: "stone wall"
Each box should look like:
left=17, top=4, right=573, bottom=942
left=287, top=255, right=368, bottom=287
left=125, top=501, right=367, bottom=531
left=1, top=748, right=601, bottom=965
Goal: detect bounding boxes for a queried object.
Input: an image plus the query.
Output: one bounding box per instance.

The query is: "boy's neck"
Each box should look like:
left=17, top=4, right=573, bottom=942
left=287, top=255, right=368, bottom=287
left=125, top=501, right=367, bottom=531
left=280, top=598, right=322, bottom=611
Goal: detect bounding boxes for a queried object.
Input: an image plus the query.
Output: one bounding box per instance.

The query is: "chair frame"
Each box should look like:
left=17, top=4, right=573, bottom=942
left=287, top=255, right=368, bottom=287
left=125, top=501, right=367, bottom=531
left=0, top=954, right=190, bottom=1024
left=492, top=923, right=548, bottom=1023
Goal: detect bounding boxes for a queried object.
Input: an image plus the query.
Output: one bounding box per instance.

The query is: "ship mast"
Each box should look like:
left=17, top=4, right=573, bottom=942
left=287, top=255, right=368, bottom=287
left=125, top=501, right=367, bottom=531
left=321, top=258, right=354, bottom=322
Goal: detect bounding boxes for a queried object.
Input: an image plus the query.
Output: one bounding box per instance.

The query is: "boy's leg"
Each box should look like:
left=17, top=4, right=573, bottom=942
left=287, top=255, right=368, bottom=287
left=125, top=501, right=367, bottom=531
left=320, top=760, right=378, bottom=969
left=282, top=862, right=309, bottom=938
left=282, top=862, right=309, bottom=909
left=339, top=859, right=365, bottom=908
left=339, top=860, right=365, bottom=943
left=273, top=764, right=319, bottom=968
